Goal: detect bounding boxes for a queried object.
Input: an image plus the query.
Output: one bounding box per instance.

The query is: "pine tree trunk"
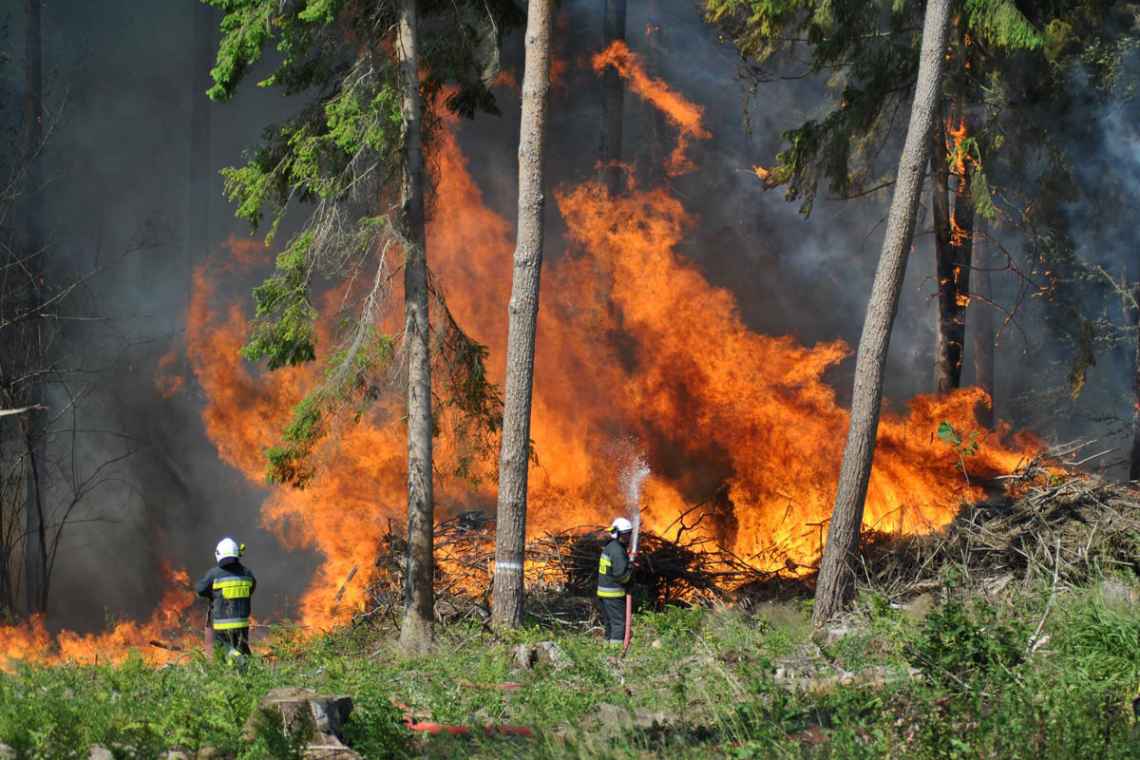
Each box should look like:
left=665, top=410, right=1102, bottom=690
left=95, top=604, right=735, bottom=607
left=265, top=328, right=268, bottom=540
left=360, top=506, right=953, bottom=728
left=641, top=1, right=667, bottom=185
left=600, top=0, right=626, bottom=197
left=1130, top=283, right=1139, bottom=482
left=491, top=0, right=554, bottom=630
left=930, top=107, right=956, bottom=394
left=188, top=1, right=213, bottom=272
left=812, top=0, right=952, bottom=627
left=396, top=0, right=434, bottom=655
left=22, top=0, right=47, bottom=616
left=971, top=220, right=995, bottom=427
left=949, top=114, right=975, bottom=373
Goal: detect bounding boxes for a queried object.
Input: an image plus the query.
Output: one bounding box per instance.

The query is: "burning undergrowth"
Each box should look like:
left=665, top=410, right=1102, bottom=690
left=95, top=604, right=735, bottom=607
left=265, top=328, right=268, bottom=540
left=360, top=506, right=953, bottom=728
left=359, top=513, right=781, bottom=631
left=357, top=465, right=1138, bottom=633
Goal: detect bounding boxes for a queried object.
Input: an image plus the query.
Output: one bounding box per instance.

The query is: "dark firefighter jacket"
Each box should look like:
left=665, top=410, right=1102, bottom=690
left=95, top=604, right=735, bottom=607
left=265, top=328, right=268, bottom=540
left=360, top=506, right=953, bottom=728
left=195, top=559, right=256, bottom=631
left=597, top=538, right=632, bottom=598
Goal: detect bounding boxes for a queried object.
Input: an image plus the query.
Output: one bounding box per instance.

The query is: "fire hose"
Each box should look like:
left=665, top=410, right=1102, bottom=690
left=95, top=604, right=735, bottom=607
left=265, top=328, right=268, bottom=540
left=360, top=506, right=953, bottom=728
left=203, top=603, right=214, bottom=653
left=621, top=511, right=641, bottom=657
left=393, top=700, right=534, bottom=737
left=621, top=559, right=635, bottom=656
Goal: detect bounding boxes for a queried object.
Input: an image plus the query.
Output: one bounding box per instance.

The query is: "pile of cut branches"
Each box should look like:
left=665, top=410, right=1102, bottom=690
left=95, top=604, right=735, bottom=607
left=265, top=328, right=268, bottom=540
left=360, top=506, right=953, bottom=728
left=860, top=472, right=1140, bottom=598
left=359, top=511, right=795, bottom=628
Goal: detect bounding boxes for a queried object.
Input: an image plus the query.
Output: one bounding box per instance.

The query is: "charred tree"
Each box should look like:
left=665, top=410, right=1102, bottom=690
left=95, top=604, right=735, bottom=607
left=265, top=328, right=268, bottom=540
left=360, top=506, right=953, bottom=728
left=931, top=108, right=975, bottom=394
left=396, top=0, right=435, bottom=655
left=491, top=0, right=554, bottom=629
left=930, top=111, right=954, bottom=392
left=22, top=0, right=47, bottom=616
left=640, top=1, right=667, bottom=185
left=971, top=220, right=995, bottom=427
left=600, top=0, right=626, bottom=197
left=813, top=0, right=952, bottom=626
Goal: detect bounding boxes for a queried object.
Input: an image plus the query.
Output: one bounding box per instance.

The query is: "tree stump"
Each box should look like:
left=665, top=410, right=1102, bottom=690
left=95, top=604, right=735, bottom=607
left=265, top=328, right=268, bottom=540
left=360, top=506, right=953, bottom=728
left=242, top=687, right=359, bottom=759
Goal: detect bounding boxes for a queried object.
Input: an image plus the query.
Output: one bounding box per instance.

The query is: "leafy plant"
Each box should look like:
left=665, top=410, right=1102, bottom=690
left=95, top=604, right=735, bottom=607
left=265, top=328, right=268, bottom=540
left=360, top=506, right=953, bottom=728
left=905, top=596, right=1027, bottom=689
left=937, top=420, right=981, bottom=485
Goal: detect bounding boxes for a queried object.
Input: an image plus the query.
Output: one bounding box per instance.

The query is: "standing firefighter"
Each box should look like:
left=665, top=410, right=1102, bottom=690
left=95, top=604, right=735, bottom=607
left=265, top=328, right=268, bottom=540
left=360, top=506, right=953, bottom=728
left=195, top=537, right=256, bottom=663
left=597, top=517, right=634, bottom=646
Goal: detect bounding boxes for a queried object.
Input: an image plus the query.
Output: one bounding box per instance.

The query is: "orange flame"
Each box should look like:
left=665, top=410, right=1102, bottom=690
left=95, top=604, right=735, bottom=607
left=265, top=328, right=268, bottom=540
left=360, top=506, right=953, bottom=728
left=0, top=48, right=1038, bottom=665
left=592, top=41, right=710, bottom=175
left=0, top=565, right=196, bottom=668
left=177, top=71, right=1035, bottom=625
left=154, top=347, right=185, bottom=398
left=947, top=118, right=968, bottom=178
left=950, top=212, right=969, bottom=247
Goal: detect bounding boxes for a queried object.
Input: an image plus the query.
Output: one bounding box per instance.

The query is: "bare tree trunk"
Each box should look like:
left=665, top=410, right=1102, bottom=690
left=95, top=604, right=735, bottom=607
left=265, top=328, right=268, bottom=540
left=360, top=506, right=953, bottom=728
left=1130, top=283, right=1139, bottom=481
left=491, top=0, right=554, bottom=629
left=396, top=0, right=434, bottom=655
left=812, top=0, right=952, bottom=626
left=600, top=0, right=626, bottom=197
left=22, top=0, right=47, bottom=616
left=971, top=220, right=995, bottom=427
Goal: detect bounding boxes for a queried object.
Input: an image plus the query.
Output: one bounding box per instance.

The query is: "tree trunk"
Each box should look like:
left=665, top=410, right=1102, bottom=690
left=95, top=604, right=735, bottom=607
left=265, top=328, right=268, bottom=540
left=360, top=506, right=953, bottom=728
left=491, top=0, right=554, bottom=629
left=931, top=106, right=975, bottom=394
left=971, top=220, right=995, bottom=427
left=930, top=109, right=954, bottom=393
left=396, top=0, right=434, bottom=655
left=640, top=1, right=667, bottom=185
left=948, top=110, right=975, bottom=380
left=188, top=1, right=214, bottom=271
left=1130, top=283, right=1139, bottom=482
left=812, top=0, right=952, bottom=627
left=600, top=0, right=626, bottom=197
left=22, top=0, right=47, bottom=616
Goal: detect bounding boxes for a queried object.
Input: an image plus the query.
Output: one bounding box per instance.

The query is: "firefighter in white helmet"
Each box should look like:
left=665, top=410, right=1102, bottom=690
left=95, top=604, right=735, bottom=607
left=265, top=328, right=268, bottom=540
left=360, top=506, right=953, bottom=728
left=596, top=517, right=634, bottom=646
left=195, top=537, right=256, bottom=662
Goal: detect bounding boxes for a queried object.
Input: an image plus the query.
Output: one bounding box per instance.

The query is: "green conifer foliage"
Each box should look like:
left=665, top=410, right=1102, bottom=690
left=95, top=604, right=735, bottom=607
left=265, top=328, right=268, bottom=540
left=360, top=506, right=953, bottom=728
left=203, top=0, right=520, bottom=484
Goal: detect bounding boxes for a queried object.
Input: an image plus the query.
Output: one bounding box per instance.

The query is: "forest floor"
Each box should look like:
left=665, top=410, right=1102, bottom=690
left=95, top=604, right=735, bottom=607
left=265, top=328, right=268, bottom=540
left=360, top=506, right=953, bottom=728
left=1, top=568, right=1138, bottom=759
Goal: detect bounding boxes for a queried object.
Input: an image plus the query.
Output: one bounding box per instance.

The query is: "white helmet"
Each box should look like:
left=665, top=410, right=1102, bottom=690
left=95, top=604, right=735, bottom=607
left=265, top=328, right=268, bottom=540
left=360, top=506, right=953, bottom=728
left=609, top=517, right=633, bottom=535
left=215, top=537, right=240, bottom=562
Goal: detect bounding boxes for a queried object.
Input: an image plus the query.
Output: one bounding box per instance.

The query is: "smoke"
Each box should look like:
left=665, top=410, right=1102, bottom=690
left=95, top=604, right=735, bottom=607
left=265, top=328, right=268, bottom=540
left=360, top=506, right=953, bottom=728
left=6, top=0, right=1133, bottom=634
left=5, top=0, right=318, bottom=629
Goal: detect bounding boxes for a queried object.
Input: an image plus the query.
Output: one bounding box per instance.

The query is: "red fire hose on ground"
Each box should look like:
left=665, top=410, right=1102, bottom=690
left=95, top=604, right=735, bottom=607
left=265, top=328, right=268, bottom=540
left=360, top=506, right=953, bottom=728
left=394, top=693, right=534, bottom=738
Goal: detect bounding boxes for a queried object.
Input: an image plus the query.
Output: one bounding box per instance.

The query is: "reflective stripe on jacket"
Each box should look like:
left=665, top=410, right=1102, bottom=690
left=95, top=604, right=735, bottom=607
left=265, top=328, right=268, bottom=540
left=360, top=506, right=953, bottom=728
left=195, top=560, right=256, bottom=630
left=597, top=538, right=631, bottom=597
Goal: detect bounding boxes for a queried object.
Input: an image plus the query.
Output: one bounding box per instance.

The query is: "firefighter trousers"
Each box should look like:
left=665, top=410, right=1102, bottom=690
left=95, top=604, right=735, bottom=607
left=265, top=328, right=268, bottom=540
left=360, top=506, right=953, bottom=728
left=214, top=627, right=251, bottom=660
left=598, top=595, right=626, bottom=644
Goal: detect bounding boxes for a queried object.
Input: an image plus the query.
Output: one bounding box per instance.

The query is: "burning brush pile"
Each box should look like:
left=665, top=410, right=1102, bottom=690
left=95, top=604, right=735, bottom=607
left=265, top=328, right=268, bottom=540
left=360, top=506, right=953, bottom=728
left=358, top=460, right=1138, bottom=630
left=360, top=510, right=797, bottom=631
left=861, top=462, right=1140, bottom=599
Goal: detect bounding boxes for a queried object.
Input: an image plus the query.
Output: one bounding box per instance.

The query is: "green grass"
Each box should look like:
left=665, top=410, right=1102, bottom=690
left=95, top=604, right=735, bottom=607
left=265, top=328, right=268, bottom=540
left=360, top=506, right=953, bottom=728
left=1, top=580, right=1138, bottom=758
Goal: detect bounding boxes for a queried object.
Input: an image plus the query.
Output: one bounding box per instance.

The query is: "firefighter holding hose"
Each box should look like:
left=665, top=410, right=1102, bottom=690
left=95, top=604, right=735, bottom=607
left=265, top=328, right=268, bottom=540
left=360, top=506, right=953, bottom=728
left=195, top=537, right=256, bottom=664
left=597, top=517, right=635, bottom=647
